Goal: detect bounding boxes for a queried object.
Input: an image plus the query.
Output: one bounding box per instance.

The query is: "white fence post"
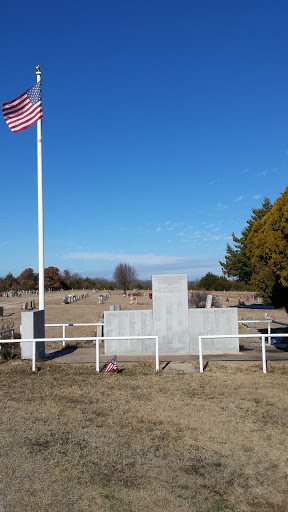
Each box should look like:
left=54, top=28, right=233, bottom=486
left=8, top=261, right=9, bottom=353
left=268, top=321, right=271, bottom=345
left=199, top=336, right=203, bottom=373
left=32, top=340, right=36, bottom=372
left=262, top=335, right=267, bottom=374
left=155, top=336, right=159, bottom=372
left=62, top=325, right=66, bottom=347
left=96, top=338, right=99, bottom=373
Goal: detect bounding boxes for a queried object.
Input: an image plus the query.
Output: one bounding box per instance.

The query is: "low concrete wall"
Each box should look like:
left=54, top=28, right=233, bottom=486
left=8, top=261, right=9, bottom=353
left=189, top=308, right=239, bottom=353
left=104, top=310, right=154, bottom=354
left=104, top=307, right=239, bottom=355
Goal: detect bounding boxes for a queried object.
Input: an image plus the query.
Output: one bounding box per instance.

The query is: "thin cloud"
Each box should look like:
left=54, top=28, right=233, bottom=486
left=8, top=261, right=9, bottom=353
left=66, top=251, right=191, bottom=266
left=257, top=169, right=268, bottom=176
left=208, top=177, right=221, bottom=185
left=233, top=196, right=243, bottom=202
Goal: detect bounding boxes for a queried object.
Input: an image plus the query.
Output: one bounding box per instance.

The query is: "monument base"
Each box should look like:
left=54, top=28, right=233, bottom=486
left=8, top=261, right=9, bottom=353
left=21, top=310, right=45, bottom=360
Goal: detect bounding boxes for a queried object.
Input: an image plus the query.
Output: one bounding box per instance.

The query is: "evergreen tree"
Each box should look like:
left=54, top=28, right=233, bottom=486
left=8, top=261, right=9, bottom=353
left=246, top=186, right=288, bottom=310
left=220, top=197, right=273, bottom=283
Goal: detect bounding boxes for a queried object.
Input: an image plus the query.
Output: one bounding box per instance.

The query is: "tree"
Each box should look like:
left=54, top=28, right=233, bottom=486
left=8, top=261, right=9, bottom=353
left=113, top=263, right=138, bottom=294
left=197, top=272, right=233, bottom=291
left=44, top=267, right=65, bottom=290
left=18, top=268, right=36, bottom=290
left=246, top=186, right=288, bottom=310
left=220, top=197, right=273, bottom=283
left=1, top=272, right=19, bottom=291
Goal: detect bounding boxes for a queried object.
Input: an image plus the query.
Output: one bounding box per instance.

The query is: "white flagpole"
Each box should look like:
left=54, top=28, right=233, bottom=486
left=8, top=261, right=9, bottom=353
left=36, top=65, right=45, bottom=316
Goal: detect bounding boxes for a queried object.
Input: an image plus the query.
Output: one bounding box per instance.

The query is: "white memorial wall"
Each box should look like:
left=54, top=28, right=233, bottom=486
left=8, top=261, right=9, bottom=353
left=104, top=274, right=239, bottom=355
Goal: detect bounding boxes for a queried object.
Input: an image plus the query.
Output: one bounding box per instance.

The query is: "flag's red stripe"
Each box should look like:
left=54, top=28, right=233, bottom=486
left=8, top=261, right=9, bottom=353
left=2, top=91, right=27, bottom=108
left=5, top=102, right=34, bottom=123
left=11, top=112, right=43, bottom=133
left=7, top=106, right=43, bottom=131
left=2, top=95, right=29, bottom=116
left=7, top=102, right=41, bottom=125
left=9, top=110, right=43, bottom=132
left=3, top=101, right=31, bottom=120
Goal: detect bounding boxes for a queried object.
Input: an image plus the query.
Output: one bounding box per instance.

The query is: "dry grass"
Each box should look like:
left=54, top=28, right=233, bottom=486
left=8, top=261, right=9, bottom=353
left=1, top=289, right=288, bottom=511
left=1, top=360, right=288, bottom=512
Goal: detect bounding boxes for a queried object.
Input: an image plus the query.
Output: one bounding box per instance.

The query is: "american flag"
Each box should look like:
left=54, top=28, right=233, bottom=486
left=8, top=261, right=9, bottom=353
left=104, top=355, right=118, bottom=372
left=2, top=82, right=43, bottom=133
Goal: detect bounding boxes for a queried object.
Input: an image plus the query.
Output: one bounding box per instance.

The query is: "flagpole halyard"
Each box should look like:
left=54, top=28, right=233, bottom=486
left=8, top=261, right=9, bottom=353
left=36, top=65, right=45, bottom=317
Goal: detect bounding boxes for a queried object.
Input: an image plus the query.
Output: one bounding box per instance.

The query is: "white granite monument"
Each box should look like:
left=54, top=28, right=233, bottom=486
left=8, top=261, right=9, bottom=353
left=152, top=274, right=189, bottom=353
left=104, top=274, right=239, bottom=355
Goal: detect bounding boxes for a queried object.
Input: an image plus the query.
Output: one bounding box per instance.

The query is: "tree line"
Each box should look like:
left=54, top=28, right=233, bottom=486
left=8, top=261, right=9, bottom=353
left=0, top=265, right=249, bottom=294
left=0, top=266, right=151, bottom=292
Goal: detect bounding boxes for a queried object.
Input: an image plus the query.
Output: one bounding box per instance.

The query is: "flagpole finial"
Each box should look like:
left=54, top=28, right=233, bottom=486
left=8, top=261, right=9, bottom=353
left=36, top=65, right=41, bottom=74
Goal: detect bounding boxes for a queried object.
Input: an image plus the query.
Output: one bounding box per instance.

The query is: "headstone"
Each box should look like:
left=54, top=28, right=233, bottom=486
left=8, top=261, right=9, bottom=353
left=97, top=323, right=103, bottom=339
left=116, top=304, right=121, bottom=311
left=110, top=304, right=115, bottom=311
left=205, top=294, right=212, bottom=308
left=21, top=310, right=45, bottom=360
left=247, top=316, right=255, bottom=328
left=152, top=274, right=189, bottom=353
left=0, top=306, right=3, bottom=317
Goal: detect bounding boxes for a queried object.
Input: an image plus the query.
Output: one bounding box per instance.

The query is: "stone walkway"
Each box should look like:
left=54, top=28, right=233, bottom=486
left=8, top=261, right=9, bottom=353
left=46, top=344, right=288, bottom=368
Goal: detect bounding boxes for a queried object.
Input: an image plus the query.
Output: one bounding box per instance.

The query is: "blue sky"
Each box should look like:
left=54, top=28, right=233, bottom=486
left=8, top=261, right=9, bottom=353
left=1, top=0, right=288, bottom=280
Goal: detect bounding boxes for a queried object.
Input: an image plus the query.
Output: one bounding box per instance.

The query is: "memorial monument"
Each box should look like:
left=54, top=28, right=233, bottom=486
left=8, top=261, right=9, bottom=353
left=104, top=274, right=239, bottom=355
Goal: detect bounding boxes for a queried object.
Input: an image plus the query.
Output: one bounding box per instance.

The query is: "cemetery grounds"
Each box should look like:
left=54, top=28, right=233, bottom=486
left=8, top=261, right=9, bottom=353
left=0, top=290, right=288, bottom=511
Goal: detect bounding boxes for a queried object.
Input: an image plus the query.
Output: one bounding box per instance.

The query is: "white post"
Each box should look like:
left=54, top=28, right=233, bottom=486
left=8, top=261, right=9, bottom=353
left=62, top=325, right=66, bottom=347
left=32, top=340, right=36, bottom=372
left=262, top=335, right=267, bottom=374
left=155, top=336, right=159, bottom=372
left=96, top=338, right=99, bottom=373
left=36, top=65, right=45, bottom=316
left=268, top=321, right=271, bottom=345
left=199, top=336, right=203, bottom=373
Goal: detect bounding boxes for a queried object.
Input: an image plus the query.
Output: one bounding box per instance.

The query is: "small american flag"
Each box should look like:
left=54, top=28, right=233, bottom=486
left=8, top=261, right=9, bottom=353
left=2, top=82, right=43, bottom=133
left=104, top=355, right=118, bottom=372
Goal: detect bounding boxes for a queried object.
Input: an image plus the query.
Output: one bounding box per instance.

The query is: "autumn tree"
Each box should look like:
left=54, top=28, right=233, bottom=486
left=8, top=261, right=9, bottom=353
left=18, top=268, right=37, bottom=290
left=44, top=267, right=65, bottom=290
left=220, top=197, right=273, bottom=283
left=246, top=186, right=288, bottom=310
left=113, top=263, right=138, bottom=294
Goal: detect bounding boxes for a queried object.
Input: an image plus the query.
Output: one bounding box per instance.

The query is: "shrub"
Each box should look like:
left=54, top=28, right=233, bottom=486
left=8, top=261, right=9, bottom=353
left=0, top=319, right=21, bottom=360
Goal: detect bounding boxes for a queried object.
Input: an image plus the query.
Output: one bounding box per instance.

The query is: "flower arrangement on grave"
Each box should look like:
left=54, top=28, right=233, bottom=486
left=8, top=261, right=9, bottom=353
left=100, top=312, right=104, bottom=321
